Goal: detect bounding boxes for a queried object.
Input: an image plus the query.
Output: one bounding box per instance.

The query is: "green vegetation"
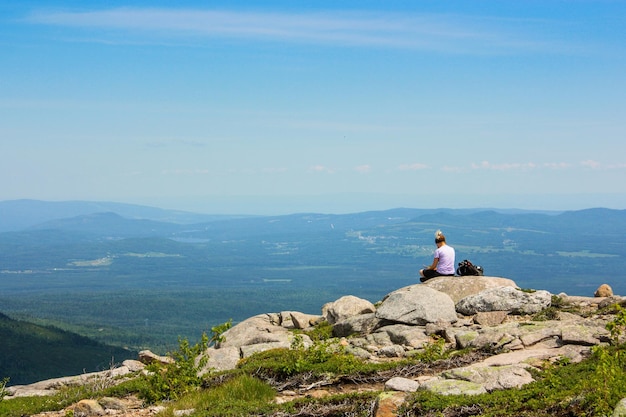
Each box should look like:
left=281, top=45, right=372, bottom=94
left=0, top=377, right=8, bottom=402
left=140, top=320, right=231, bottom=403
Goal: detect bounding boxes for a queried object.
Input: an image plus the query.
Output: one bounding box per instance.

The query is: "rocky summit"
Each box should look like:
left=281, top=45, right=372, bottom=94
left=6, top=276, right=626, bottom=417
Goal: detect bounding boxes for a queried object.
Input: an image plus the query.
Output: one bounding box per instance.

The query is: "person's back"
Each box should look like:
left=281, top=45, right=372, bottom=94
left=435, top=243, right=455, bottom=275
left=419, top=230, right=456, bottom=282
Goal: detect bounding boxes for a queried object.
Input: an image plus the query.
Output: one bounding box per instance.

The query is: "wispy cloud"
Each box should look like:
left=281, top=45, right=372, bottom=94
left=24, top=7, right=567, bottom=54
left=354, top=164, right=372, bottom=174
left=309, top=165, right=336, bottom=174
left=146, top=139, right=206, bottom=149
left=580, top=160, right=626, bottom=170
left=262, top=167, right=289, bottom=174
left=543, top=162, right=571, bottom=170
left=471, top=161, right=537, bottom=171
left=581, top=159, right=601, bottom=169
left=398, top=163, right=429, bottom=171
left=162, top=168, right=209, bottom=175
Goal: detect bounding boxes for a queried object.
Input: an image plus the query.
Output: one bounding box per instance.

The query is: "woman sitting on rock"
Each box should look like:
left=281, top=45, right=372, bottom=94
left=420, top=230, right=456, bottom=282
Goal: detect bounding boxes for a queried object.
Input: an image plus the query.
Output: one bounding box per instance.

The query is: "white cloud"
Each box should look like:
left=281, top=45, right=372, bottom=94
left=147, top=139, right=206, bottom=148
left=24, top=7, right=568, bottom=54
left=441, top=165, right=464, bottom=173
left=398, top=163, right=429, bottom=171
left=580, top=160, right=626, bottom=170
left=581, top=160, right=601, bottom=169
left=354, top=164, right=372, bottom=174
left=162, top=168, right=209, bottom=175
left=471, top=161, right=537, bottom=171
left=309, top=165, right=336, bottom=174
left=262, top=167, right=289, bottom=174
left=543, top=162, right=570, bottom=170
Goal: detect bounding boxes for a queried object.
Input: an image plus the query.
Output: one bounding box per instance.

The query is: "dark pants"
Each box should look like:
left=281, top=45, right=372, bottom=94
left=420, top=270, right=455, bottom=282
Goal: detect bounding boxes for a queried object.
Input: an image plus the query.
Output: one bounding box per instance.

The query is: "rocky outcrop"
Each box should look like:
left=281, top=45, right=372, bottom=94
left=196, top=276, right=620, bottom=398
left=10, top=277, right=626, bottom=417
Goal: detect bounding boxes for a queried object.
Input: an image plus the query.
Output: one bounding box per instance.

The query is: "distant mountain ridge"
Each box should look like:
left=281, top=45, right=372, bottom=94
left=0, top=198, right=566, bottom=234
left=0, top=199, right=252, bottom=232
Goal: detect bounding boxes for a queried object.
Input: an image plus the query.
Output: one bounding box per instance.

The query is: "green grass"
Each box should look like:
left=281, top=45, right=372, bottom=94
left=158, top=375, right=277, bottom=417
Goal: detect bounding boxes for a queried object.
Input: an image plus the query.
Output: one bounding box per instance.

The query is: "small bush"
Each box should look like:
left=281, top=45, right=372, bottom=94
left=239, top=336, right=364, bottom=379
left=532, top=306, right=560, bottom=321
left=0, top=377, right=8, bottom=403
left=410, top=337, right=447, bottom=363
left=303, top=320, right=334, bottom=341
left=139, top=320, right=232, bottom=403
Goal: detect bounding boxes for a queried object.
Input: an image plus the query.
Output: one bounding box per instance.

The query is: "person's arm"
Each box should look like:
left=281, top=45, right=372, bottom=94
left=426, top=257, right=440, bottom=270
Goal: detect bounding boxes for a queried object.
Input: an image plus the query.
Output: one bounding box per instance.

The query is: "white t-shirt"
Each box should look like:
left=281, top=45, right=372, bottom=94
left=434, top=244, right=455, bottom=275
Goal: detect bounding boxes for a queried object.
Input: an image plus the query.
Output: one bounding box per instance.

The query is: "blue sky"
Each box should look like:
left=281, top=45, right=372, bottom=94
left=1, top=1, right=625, bottom=214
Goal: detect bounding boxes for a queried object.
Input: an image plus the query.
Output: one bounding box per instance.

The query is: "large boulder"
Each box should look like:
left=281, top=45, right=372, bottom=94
left=422, top=275, right=519, bottom=303
left=456, top=287, right=551, bottom=315
left=217, top=314, right=291, bottom=348
left=322, top=295, right=376, bottom=325
left=376, top=285, right=457, bottom=325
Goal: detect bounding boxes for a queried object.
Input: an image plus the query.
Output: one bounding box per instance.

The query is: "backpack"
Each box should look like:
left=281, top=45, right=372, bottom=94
left=456, top=259, right=484, bottom=276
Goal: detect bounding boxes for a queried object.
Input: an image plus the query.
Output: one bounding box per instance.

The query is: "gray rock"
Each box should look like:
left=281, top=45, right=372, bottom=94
left=385, top=377, right=419, bottom=392
left=241, top=341, right=292, bottom=358
left=199, top=346, right=241, bottom=374
left=289, top=311, right=322, bottom=329
left=366, top=331, right=394, bottom=346
left=174, top=409, right=196, bottom=416
left=442, top=364, right=534, bottom=391
left=322, top=295, right=376, bottom=325
left=98, top=397, right=126, bottom=411
left=378, top=345, right=406, bottom=358
left=333, top=313, right=381, bottom=337
left=423, top=276, right=519, bottom=303
left=345, top=345, right=373, bottom=359
left=474, top=311, right=508, bottom=326
left=138, top=350, right=174, bottom=365
left=420, top=378, right=487, bottom=396
left=73, top=399, right=105, bottom=417
left=518, top=323, right=561, bottom=347
left=561, top=323, right=608, bottom=346
left=377, top=324, right=430, bottom=348
left=453, top=322, right=520, bottom=350
left=376, top=285, right=457, bottom=325
left=456, top=287, right=551, bottom=315
left=218, top=314, right=291, bottom=348
left=121, top=359, right=146, bottom=372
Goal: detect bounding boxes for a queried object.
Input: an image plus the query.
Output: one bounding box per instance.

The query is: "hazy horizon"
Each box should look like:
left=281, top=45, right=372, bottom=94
left=4, top=193, right=625, bottom=217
